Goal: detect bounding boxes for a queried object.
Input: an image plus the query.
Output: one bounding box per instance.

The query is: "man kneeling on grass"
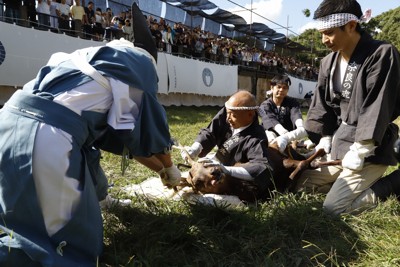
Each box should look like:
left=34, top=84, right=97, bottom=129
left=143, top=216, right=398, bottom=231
left=181, top=90, right=276, bottom=202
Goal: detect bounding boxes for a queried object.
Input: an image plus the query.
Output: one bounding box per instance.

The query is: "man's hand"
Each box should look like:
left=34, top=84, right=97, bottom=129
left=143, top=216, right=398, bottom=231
left=159, top=164, right=181, bottom=188
left=342, top=150, right=364, bottom=171
left=303, top=139, right=315, bottom=150
left=315, top=136, right=332, bottom=154
left=342, top=141, right=376, bottom=171
left=180, top=142, right=202, bottom=162
left=272, top=135, right=289, bottom=153
left=266, top=130, right=277, bottom=144
left=200, top=160, right=229, bottom=174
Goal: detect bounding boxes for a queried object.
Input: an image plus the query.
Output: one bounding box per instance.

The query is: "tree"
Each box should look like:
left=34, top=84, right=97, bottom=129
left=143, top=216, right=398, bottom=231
left=302, top=9, right=311, bottom=18
left=373, top=7, right=400, bottom=50
left=295, top=29, right=327, bottom=56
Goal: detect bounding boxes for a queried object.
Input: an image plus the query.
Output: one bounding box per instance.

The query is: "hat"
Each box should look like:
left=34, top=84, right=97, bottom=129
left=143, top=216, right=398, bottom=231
left=131, top=3, right=158, bottom=62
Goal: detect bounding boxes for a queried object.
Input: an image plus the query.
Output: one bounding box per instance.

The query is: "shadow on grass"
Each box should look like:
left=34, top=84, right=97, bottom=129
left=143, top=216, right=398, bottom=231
left=100, top=194, right=366, bottom=267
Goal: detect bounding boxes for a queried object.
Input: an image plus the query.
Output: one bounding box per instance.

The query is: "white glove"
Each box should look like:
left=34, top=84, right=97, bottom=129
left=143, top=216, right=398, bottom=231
left=272, top=134, right=289, bottom=153
left=303, top=139, right=315, bottom=150
left=201, top=161, right=229, bottom=174
left=159, top=164, right=181, bottom=187
left=315, top=136, right=332, bottom=154
left=273, top=124, right=289, bottom=136
left=180, top=142, right=202, bottom=162
left=284, top=127, right=308, bottom=142
left=200, top=160, right=253, bottom=181
left=266, top=130, right=277, bottom=144
left=273, top=127, right=307, bottom=153
left=294, top=118, right=304, bottom=129
left=342, top=141, right=376, bottom=171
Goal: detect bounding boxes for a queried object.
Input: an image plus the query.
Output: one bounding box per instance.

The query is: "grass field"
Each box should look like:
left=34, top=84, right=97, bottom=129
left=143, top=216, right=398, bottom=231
left=99, top=106, right=400, bottom=267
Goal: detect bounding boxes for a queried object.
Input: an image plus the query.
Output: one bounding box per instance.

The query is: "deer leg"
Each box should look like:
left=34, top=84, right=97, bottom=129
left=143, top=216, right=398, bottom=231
left=288, top=160, right=310, bottom=180
left=310, top=159, right=342, bottom=169
left=282, top=158, right=301, bottom=169
left=288, top=148, right=327, bottom=180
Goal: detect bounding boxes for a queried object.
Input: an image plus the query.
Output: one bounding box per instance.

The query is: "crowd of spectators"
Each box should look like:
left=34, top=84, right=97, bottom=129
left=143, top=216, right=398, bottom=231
left=146, top=16, right=318, bottom=80
left=0, top=0, right=133, bottom=41
left=0, top=0, right=318, bottom=80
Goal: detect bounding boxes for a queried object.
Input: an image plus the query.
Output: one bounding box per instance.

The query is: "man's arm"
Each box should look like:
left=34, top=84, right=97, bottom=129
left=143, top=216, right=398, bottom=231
left=356, top=44, right=400, bottom=143
left=305, top=56, right=339, bottom=144
left=195, top=107, right=228, bottom=157
left=259, top=99, right=282, bottom=131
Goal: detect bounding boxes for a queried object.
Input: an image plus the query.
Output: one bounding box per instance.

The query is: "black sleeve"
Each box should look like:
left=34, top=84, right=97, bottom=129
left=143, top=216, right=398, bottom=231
left=195, top=107, right=230, bottom=157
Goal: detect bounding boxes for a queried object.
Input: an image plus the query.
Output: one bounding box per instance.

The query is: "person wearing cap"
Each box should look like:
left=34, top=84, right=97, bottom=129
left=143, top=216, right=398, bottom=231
left=260, top=74, right=309, bottom=153
left=295, top=0, right=400, bottom=215
left=181, top=90, right=274, bottom=201
left=0, top=4, right=181, bottom=266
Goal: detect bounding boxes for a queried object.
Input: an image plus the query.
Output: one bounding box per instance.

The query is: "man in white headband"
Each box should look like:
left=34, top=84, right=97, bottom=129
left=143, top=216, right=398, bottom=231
left=181, top=90, right=276, bottom=202
left=296, top=0, right=400, bottom=216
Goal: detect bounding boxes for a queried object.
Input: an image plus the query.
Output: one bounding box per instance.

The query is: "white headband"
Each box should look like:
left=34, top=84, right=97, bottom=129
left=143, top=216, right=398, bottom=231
left=224, top=102, right=266, bottom=117
left=225, top=102, right=259, bottom=110
left=316, top=9, right=372, bottom=31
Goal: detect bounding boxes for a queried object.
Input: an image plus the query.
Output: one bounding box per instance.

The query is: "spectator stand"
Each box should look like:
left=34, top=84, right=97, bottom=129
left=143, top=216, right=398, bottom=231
left=0, top=0, right=319, bottom=107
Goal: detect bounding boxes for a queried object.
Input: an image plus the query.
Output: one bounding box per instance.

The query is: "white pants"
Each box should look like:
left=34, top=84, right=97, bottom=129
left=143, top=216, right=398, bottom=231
left=295, top=156, right=388, bottom=215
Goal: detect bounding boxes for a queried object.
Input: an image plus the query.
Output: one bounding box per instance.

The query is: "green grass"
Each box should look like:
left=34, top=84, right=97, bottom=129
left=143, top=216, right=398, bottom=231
left=99, top=106, right=400, bottom=267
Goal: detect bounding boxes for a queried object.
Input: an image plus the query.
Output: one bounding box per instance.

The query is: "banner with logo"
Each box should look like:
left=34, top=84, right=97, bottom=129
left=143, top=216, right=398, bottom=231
left=286, top=75, right=317, bottom=100
left=165, top=54, right=238, bottom=97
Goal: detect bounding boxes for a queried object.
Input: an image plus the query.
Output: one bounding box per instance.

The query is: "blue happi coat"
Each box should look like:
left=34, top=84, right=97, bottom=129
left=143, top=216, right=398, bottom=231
left=0, top=44, right=172, bottom=266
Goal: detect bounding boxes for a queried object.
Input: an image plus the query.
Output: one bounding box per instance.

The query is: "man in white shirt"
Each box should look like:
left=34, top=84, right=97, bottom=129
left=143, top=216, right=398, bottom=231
left=56, top=0, right=71, bottom=33
left=36, top=0, right=51, bottom=28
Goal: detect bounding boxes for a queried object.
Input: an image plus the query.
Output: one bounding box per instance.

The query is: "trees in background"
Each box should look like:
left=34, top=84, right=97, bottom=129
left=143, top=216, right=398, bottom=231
left=293, top=7, right=400, bottom=67
left=369, top=7, right=400, bottom=50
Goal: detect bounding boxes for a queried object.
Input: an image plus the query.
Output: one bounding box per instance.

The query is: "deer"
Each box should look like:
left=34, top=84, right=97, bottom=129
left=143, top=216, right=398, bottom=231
left=176, top=143, right=341, bottom=202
